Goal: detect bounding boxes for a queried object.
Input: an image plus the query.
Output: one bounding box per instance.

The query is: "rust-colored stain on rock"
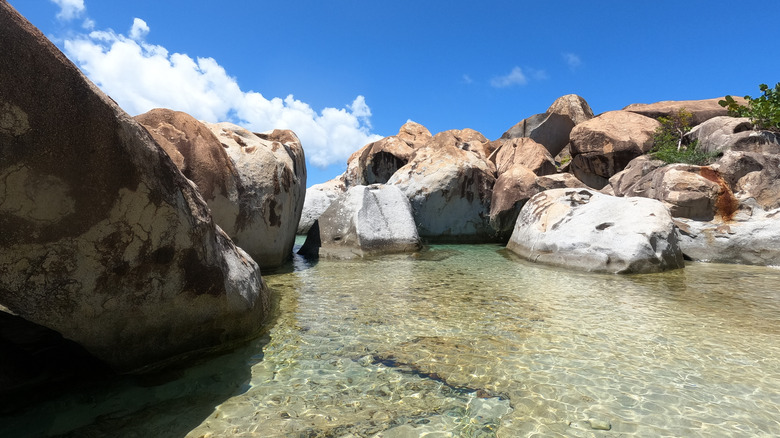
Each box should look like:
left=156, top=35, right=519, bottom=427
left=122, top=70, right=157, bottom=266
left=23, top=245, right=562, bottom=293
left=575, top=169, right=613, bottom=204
left=699, top=167, right=739, bottom=221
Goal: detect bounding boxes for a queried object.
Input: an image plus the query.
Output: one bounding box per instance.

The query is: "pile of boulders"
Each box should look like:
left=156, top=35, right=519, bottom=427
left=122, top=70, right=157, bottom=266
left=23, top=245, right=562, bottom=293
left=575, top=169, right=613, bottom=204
left=303, top=95, right=780, bottom=272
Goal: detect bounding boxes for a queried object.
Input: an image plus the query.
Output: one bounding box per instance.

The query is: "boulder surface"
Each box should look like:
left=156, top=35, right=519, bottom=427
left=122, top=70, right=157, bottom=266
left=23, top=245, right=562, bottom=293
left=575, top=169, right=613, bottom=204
left=0, top=3, right=268, bottom=373
left=507, top=189, right=684, bottom=274
left=388, top=129, right=498, bottom=242
left=203, top=122, right=306, bottom=268
left=569, top=111, right=661, bottom=189
left=315, top=185, right=421, bottom=258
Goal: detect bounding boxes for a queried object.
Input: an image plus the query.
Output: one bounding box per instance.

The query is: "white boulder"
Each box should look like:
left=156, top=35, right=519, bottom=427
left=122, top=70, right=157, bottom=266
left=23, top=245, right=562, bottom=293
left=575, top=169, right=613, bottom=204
left=507, top=189, right=684, bottom=273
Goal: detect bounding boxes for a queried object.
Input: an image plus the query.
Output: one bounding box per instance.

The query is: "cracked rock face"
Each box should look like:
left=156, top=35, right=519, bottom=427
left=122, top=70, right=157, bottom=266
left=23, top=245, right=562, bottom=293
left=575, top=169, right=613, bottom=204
left=0, top=3, right=269, bottom=373
left=506, top=189, right=684, bottom=274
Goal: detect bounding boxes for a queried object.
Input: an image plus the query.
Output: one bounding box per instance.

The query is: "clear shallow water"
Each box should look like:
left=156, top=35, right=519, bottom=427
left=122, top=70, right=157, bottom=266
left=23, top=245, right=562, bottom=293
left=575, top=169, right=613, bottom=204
left=3, top=242, right=780, bottom=437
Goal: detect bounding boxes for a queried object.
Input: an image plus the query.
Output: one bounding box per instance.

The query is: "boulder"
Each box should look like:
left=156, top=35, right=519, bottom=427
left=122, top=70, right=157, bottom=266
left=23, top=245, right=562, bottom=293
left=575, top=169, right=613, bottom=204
left=342, top=122, right=432, bottom=187
left=501, top=94, right=594, bottom=157
left=675, top=205, right=780, bottom=266
left=616, top=164, right=738, bottom=221
left=714, top=151, right=780, bottom=211
left=0, top=3, right=268, bottom=373
left=607, top=155, right=666, bottom=197
left=135, top=108, right=244, bottom=240
left=506, top=189, right=684, bottom=274
left=396, top=120, right=433, bottom=148
left=204, top=122, right=306, bottom=269
left=388, top=129, right=497, bottom=242
left=688, top=116, right=780, bottom=155
left=546, top=94, right=595, bottom=125
left=315, top=185, right=421, bottom=258
left=489, top=169, right=585, bottom=238
left=297, top=178, right=346, bottom=234
left=489, top=137, right=557, bottom=176
left=344, top=136, right=414, bottom=187
left=425, top=128, right=493, bottom=159
left=569, top=111, right=660, bottom=189
left=623, top=98, right=737, bottom=126
left=489, top=165, right=538, bottom=236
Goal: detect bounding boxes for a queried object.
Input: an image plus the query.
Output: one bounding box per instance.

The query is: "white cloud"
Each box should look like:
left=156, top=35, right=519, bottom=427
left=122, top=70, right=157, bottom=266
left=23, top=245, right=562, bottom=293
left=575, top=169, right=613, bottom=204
left=563, top=52, right=582, bottom=70
left=62, top=19, right=382, bottom=168
left=490, top=67, right=528, bottom=88
left=461, top=74, right=474, bottom=84
left=129, top=18, right=149, bottom=40
left=51, top=0, right=85, bottom=21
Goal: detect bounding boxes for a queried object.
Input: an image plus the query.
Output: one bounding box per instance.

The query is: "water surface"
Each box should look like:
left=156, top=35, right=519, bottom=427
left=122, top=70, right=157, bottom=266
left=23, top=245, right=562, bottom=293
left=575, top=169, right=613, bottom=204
left=3, top=243, right=780, bottom=437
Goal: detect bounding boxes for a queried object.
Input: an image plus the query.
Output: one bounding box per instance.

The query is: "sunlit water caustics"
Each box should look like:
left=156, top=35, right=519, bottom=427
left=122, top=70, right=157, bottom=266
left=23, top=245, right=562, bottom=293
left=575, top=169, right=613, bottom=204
left=3, top=242, right=780, bottom=437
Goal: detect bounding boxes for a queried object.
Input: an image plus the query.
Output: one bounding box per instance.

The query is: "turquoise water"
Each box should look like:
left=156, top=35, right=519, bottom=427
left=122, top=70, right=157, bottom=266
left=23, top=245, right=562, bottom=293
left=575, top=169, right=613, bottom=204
left=3, top=242, right=780, bottom=437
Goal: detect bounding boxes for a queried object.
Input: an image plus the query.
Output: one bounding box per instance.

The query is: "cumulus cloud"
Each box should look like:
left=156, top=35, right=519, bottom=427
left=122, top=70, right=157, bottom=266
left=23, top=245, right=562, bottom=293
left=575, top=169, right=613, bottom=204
left=563, top=52, right=582, bottom=70
left=62, top=18, right=381, bottom=168
left=490, top=67, right=528, bottom=88
left=129, top=18, right=149, bottom=40
left=51, top=0, right=85, bottom=21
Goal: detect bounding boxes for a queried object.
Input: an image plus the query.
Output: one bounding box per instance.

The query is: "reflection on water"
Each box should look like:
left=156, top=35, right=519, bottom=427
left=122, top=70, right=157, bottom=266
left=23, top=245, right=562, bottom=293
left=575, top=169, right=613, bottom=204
left=2, top=242, right=780, bottom=437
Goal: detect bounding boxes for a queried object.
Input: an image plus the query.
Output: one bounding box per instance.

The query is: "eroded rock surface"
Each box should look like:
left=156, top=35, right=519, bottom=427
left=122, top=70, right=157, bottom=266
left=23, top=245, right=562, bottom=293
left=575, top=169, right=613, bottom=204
left=388, top=129, right=497, bottom=242
left=204, top=122, right=306, bottom=268
left=623, top=97, right=736, bottom=126
left=507, top=189, right=684, bottom=274
left=0, top=3, right=268, bottom=373
left=569, top=111, right=661, bottom=189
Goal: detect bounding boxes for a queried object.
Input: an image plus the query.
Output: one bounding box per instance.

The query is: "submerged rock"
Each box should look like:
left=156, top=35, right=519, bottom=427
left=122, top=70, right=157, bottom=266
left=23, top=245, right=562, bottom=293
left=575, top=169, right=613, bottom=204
left=0, top=3, right=268, bottom=372
left=315, top=184, right=421, bottom=258
left=507, top=189, right=684, bottom=274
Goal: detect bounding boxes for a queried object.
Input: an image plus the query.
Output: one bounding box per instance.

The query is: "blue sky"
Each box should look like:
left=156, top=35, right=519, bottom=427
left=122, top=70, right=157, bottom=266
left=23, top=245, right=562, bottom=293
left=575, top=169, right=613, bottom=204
left=10, top=0, right=780, bottom=186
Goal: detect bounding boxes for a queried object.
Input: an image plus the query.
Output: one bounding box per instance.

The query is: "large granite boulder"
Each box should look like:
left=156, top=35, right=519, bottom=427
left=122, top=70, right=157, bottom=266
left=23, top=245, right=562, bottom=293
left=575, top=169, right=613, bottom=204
left=610, top=163, right=739, bottom=221
left=623, top=97, right=737, bottom=126
left=507, top=189, right=684, bottom=274
left=297, top=178, right=346, bottom=234
left=0, top=3, right=268, bottom=373
left=675, top=204, right=780, bottom=266
left=605, top=155, right=666, bottom=197
left=135, top=108, right=243, bottom=234
left=203, top=122, right=306, bottom=269
left=314, top=184, right=421, bottom=258
left=489, top=137, right=557, bottom=176
left=501, top=94, right=594, bottom=157
left=687, top=116, right=780, bottom=155
left=388, top=129, right=497, bottom=242
left=713, top=151, right=780, bottom=210
left=569, top=111, right=660, bottom=189
left=546, top=94, right=595, bottom=125
left=343, top=122, right=432, bottom=187
left=489, top=167, right=585, bottom=238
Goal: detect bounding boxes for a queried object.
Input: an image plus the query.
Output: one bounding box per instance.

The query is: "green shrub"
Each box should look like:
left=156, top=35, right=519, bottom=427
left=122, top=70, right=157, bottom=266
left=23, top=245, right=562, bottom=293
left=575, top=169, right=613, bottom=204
left=719, top=83, right=780, bottom=132
left=649, top=109, right=717, bottom=166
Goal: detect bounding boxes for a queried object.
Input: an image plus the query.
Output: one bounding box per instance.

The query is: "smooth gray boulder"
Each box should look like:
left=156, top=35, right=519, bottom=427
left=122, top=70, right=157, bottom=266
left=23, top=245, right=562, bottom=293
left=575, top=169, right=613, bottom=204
left=0, top=3, right=268, bottom=373
left=297, top=178, right=346, bottom=234
left=315, top=184, right=421, bottom=258
left=507, top=189, right=684, bottom=274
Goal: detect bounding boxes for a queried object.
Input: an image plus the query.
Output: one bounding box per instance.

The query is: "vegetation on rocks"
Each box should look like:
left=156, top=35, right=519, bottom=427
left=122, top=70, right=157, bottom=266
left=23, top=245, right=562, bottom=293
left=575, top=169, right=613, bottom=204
left=719, top=82, right=780, bottom=132
left=650, top=109, right=717, bottom=165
